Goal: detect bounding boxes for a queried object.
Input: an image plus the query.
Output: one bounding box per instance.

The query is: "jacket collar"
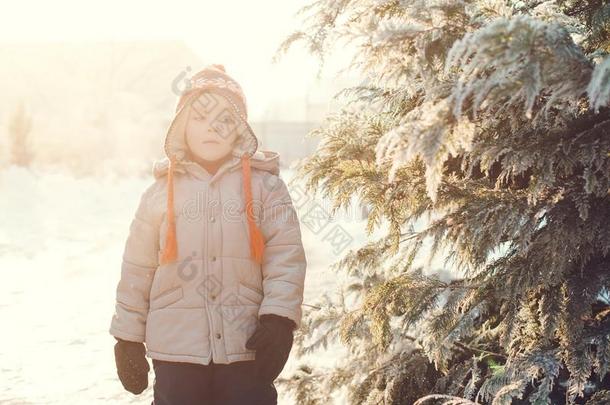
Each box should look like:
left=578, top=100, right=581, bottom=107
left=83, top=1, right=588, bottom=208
left=152, top=149, right=280, bottom=185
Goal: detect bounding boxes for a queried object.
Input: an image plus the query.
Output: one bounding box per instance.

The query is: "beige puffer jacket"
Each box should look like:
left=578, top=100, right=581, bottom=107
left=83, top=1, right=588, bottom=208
left=109, top=88, right=307, bottom=365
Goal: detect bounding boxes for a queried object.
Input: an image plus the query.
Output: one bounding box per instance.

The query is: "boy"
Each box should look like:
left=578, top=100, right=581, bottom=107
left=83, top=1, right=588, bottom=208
left=109, top=64, right=307, bottom=404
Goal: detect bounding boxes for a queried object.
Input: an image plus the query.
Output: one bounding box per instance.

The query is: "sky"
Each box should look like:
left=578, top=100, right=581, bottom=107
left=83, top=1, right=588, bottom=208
left=0, top=0, right=358, bottom=120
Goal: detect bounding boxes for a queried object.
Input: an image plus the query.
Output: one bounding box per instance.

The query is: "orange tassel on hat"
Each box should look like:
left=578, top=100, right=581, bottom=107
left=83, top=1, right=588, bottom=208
left=241, top=153, right=265, bottom=264
left=160, top=159, right=178, bottom=265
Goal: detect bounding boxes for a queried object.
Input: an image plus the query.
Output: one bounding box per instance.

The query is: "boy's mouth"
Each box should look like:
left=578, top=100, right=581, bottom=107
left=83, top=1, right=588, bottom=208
left=202, top=140, right=219, bottom=144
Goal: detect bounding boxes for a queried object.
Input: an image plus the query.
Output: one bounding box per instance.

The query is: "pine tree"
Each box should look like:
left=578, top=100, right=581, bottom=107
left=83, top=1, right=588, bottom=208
left=274, top=1, right=610, bottom=404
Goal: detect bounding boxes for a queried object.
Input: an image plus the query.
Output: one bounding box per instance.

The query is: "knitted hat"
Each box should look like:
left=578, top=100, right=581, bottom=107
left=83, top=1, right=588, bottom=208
left=159, top=64, right=264, bottom=265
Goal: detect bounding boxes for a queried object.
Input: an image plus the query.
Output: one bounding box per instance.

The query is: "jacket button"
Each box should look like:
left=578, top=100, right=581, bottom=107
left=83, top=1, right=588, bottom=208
left=211, top=256, right=216, bottom=262
left=209, top=216, right=215, bottom=222
left=215, top=333, right=221, bottom=339
left=210, top=294, right=216, bottom=300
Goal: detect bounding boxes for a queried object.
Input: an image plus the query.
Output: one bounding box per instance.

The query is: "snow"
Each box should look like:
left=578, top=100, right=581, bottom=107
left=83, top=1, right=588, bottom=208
left=0, top=164, right=372, bottom=404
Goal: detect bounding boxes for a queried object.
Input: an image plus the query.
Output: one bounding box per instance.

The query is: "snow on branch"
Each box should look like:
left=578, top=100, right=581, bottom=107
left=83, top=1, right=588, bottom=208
left=587, top=55, right=610, bottom=113
left=375, top=97, right=475, bottom=202
left=445, top=14, right=592, bottom=120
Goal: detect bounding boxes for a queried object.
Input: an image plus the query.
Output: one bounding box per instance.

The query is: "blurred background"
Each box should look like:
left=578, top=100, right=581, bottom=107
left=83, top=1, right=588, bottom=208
left=0, top=1, right=370, bottom=403
left=0, top=0, right=361, bottom=176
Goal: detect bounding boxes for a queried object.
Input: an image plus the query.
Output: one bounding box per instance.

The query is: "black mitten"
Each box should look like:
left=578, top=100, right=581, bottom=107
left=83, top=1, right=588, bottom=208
left=245, top=314, right=296, bottom=383
left=114, top=337, right=150, bottom=394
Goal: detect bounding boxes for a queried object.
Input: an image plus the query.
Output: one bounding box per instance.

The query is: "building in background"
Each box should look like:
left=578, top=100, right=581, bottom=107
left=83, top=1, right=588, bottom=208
left=252, top=72, right=356, bottom=168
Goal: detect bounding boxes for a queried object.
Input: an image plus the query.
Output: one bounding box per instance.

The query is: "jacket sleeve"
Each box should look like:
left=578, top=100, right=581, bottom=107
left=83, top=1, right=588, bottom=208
left=109, top=182, right=161, bottom=342
left=258, top=175, right=307, bottom=329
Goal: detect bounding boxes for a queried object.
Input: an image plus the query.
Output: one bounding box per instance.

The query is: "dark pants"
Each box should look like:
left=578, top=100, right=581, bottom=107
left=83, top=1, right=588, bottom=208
left=151, top=358, right=278, bottom=405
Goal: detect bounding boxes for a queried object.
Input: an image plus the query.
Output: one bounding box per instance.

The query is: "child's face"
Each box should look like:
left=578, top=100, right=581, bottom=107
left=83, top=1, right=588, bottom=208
left=185, top=92, right=240, bottom=162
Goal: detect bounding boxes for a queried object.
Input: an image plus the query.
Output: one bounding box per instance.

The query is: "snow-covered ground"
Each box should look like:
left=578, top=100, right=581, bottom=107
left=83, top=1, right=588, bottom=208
left=0, top=164, right=373, bottom=404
